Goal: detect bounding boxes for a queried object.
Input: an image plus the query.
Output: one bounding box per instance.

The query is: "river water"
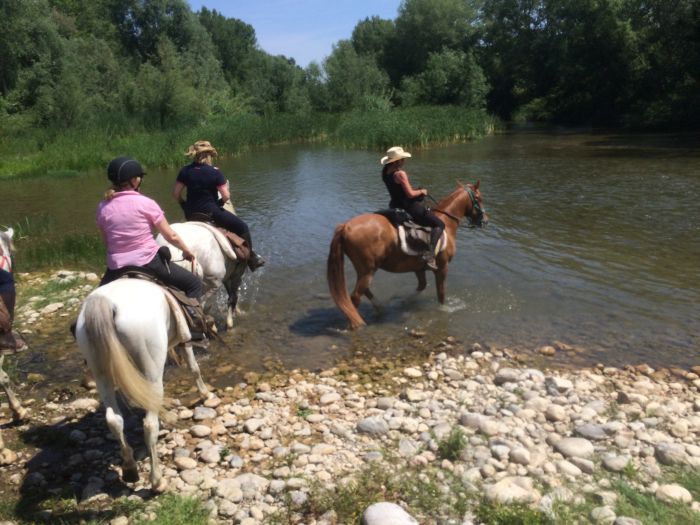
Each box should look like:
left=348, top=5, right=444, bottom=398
left=2, top=129, right=699, bottom=384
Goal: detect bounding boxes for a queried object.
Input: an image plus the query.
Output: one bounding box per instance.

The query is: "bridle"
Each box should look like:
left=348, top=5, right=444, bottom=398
left=427, top=185, right=485, bottom=226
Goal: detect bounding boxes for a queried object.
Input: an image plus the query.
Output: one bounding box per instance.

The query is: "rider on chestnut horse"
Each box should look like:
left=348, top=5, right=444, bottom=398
left=381, top=146, right=445, bottom=270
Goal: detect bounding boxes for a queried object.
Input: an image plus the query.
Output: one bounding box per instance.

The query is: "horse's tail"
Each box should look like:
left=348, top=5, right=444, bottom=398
left=327, top=223, right=365, bottom=329
left=82, top=294, right=162, bottom=414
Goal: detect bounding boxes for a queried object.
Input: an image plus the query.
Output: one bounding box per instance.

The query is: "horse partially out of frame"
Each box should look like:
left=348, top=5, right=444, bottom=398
left=0, top=228, right=28, bottom=451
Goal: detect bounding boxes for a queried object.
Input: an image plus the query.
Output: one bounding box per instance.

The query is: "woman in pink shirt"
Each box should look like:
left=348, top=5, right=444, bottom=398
left=97, top=157, right=205, bottom=336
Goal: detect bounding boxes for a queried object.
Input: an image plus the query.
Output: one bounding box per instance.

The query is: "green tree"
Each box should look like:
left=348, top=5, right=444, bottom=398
left=624, top=0, right=700, bottom=128
left=242, top=51, right=310, bottom=115
left=536, top=0, right=637, bottom=124
left=0, top=0, right=62, bottom=98
left=388, top=0, right=480, bottom=83
left=351, top=15, right=395, bottom=66
left=126, top=38, right=204, bottom=128
left=197, top=7, right=257, bottom=86
left=400, top=48, right=488, bottom=108
left=323, top=40, right=390, bottom=112
left=480, top=0, right=544, bottom=120
left=107, top=0, right=204, bottom=61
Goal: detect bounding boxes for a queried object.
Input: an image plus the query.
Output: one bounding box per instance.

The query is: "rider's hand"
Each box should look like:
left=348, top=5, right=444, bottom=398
left=422, top=189, right=429, bottom=196
left=183, top=249, right=196, bottom=262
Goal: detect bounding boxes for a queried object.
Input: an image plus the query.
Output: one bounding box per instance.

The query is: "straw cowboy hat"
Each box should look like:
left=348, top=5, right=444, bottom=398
left=380, top=146, right=412, bottom=165
left=185, top=140, right=218, bottom=157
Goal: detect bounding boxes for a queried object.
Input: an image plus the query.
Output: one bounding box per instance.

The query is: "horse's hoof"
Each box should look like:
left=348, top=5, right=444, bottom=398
left=161, top=411, right=178, bottom=426
left=12, top=407, right=28, bottom=422
left=81, top=373, right=96, bottom=390
left=152, top=477, right=168, bottom=493
left=122, top=467, right=139, bottom=483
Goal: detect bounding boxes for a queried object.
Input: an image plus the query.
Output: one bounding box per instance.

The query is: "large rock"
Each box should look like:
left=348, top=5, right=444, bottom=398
left=555, top=437, right=595, bottom=459
left=357, top=417, right=389, bottom=436
left=362, top=502, right=418, bottom=525
left=655, top=443, right=688, bottom=466
left=494, top=368, right=521, bottom=385
left=655, top=484, right=692, bottom=504
left=575, top=423, right=608, bottom=441
left=486, top=477, right=540, bottom=504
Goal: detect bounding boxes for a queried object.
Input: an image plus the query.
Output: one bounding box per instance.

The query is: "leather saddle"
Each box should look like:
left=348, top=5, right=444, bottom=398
left=375, top=208, right=433, bottom=253
left=185, top=212, right=250, bottom=261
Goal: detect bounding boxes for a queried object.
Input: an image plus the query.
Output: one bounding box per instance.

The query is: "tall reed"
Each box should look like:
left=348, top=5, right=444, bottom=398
left=0, top=108, right=495, bottom=180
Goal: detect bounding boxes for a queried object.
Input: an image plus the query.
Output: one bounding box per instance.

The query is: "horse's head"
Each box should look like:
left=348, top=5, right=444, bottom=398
left=463, top=181, right=488, bottom=227
left=0, top=227, right=15, bottom=272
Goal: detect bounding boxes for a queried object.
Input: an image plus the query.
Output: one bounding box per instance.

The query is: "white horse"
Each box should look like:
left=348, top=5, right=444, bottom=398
left=75, top=278, right=210, bottom=491
left=156, top=222, right=247, bottom=328
left=0, top=227, right=28, bottom=451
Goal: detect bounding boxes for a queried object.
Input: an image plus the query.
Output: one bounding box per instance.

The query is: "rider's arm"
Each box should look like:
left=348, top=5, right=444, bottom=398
left=394, top=170, right=428, bottom=198
left=155, top=218, right=195, bottom=261
left=217, top=181, right=230, bottom=204
left=172, top=182, right=186, bottom=203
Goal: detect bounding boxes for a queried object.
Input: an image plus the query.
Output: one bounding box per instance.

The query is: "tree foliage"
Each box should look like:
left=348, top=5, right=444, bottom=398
left=0, top=0, right=697, bottom=131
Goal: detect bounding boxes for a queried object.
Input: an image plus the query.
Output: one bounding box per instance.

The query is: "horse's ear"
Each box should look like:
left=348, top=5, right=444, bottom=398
left=6, top=227, right=13, bottom=239
left=474, top=180, right=480, bottom=190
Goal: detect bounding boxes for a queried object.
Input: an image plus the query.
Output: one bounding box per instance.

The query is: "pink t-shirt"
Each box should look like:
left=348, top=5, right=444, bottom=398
left=96, top=191, right=165, bottom=270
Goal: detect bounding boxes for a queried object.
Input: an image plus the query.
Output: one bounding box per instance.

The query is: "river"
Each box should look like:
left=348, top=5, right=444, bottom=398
left=2, top=129, right=699, bottom=387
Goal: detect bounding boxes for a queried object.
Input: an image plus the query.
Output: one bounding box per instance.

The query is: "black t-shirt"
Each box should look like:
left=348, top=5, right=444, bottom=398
left=176, top=163, right=226, bottom=213
left=0, top=269, right=14, bottom=294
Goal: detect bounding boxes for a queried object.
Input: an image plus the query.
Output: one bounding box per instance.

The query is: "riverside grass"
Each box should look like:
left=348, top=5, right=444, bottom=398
left=0, top=107, right=495, bottom=180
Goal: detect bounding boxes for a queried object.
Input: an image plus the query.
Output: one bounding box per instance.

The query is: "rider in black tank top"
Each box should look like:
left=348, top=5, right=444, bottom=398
left=380, top=146, right=445, bottom=270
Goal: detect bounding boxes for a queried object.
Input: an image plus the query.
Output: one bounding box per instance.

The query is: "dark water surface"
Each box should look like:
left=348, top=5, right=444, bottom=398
left=2, top=129, right=699, bottom=385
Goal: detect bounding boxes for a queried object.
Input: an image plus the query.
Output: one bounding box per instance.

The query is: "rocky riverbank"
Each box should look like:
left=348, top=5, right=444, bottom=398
left=1, top=272, right=700, bottom=524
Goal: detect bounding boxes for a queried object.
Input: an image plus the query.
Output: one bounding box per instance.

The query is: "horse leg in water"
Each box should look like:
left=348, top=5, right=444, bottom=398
left=435, top=267, right=448, bottom=304
left=351, top=271, right=376, bottom=310
left=223, top=265, right=245, bottom=328
left=415, top=270, right=427, bottom=292
left=183, top=343, right=210, bottom=399
left=0, top=355, right=27, bottom=422
left=362, top=288, right=382, bottom=312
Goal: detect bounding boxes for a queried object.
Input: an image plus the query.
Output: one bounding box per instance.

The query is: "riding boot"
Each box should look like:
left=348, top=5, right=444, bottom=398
left=422, top=227, right=442, bottom=270
left=182, top=304, right=207, bottom=341
left=242, top=232, right=265, bottom=272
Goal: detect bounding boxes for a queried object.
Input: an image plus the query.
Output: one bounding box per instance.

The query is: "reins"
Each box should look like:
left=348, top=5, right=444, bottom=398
left=425, top=194, right=461, bottom=224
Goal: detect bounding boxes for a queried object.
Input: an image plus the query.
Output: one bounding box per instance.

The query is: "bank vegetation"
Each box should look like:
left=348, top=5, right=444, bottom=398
left=1, top=0, right=697, bottom=179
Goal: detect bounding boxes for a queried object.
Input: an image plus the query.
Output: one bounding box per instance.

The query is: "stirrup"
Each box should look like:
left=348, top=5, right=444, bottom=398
left=421, top=251, right=438, bottom=270
left=247, top=253, right=265, bottom=272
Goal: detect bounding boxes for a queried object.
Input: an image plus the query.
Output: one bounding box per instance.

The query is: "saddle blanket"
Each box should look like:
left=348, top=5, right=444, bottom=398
left=398, top=224, right=447, bottom=257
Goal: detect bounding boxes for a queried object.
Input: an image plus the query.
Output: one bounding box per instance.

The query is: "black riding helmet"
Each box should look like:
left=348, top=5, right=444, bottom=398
left=107, top=156, right=145, bottom=185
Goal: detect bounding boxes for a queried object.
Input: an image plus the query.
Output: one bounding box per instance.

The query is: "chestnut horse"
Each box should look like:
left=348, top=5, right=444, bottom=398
left=327, top=182, right=487, bottom=329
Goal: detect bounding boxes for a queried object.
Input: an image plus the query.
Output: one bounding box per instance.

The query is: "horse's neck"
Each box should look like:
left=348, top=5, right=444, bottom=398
left=437, top=190, right=468, bottom=234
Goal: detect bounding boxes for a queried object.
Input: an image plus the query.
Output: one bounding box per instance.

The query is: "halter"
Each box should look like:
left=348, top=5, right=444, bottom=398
left=428, top=185, right=484, bottom=226
left=465, top=186, right=484, bottom=225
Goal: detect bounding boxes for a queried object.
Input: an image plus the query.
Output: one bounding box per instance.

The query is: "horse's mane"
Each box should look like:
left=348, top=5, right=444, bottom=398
left=438, top=184, right=467, bottom=208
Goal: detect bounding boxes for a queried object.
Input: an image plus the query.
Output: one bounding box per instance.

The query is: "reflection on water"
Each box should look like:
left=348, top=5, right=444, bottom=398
left=2, top=130, right=700, bottom=383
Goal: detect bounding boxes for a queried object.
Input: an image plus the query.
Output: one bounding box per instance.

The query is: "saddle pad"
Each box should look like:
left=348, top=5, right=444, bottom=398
left=162, top=287, right=191, bottom=345
left=398, top=225, right=447, bottom=256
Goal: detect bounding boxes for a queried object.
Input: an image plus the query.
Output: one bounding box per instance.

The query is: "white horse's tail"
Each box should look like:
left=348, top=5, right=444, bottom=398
left=83, top=295, right=162, bottom=414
